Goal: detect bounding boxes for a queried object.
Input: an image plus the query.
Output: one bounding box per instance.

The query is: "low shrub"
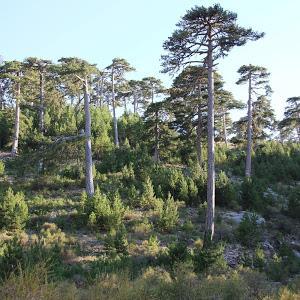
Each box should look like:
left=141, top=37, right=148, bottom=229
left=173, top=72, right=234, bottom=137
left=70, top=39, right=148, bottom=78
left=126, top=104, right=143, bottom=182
left=236, top=212, right=263, bottom=247
left=287, top=186, right=300, bottom=220
left=193, top=242, right=227, bottom=274
left=0, top=188, right=28, bottom=230
left=0, top=161, right=4, bottom=176
left=105, top=224, right=129, bottom=257
left=157, top=193, right=178, bottom=232
left=83, top=188, right=126, bottom=230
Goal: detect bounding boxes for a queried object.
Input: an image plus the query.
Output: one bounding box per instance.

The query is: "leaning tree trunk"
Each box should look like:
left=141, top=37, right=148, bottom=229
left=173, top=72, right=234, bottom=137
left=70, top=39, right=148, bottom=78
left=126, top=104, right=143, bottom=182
left=204, top=32, right=215, bottom=244
left=39, top=71, right=45, bottom=133
left=196, top=84, right=203, bottom=167
left=153, top=109, right=160, bottom=163
left=11, top=80, right=21, bottom=156
left=245, top=75, right=252, bottom=178
left=84, top=77, right=95, bottom=197
left=111, top=70, right=119, bottom=147
left=223, top=110, right=228, bottom=147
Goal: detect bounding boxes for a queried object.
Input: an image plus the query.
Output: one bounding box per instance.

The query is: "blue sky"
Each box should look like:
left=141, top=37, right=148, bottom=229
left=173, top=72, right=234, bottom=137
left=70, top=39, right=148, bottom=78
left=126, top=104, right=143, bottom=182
left=1, top=0, right=299, bottom=120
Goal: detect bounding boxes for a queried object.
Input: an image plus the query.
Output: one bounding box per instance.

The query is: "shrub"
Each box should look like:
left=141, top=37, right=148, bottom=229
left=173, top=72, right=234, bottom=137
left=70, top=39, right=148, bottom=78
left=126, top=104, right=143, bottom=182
left=240, top=177, right=265, bottom=212
left=0, top=188, right=28, bottom=230
left=287, top=186, right=300, bottom=220
left=193, top=242, right=227, bottom=274
left=105, top=224, right=129, bottom=257
left=0, top=161, right=4, bottom=176
left=140, top=177, right=158, bottom=209
left=215, top=171, right=237, bottom=207
left=236, top=213, right=262, bottom=247
left=39, top=223, right=66, bottom=247
left=143, top=235, right=160, bottom=256
left=157, top=193, right=178, bottom=232
left=198, top=201, right=207, bottom=221
left=168, top=241, right=190, bottom=266
left=83, top=187, right=126, bottom=230
left=133, top=218, right=153, bottom=238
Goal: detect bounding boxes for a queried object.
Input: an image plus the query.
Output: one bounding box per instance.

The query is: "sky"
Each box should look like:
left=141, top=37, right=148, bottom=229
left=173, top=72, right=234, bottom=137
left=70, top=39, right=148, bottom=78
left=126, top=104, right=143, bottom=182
left=1, top=0, right=299, bottom=120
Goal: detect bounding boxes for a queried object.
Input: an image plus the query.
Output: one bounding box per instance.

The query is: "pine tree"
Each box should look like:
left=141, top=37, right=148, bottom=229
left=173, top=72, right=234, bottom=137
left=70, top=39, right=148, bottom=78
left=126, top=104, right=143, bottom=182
left=278, top=97, right=300, bottom=141
left=236, top=65, right=270, bottom=177
left=161, top=4, right=263, bottom=242
left=105, top=58, right=135, bottom=147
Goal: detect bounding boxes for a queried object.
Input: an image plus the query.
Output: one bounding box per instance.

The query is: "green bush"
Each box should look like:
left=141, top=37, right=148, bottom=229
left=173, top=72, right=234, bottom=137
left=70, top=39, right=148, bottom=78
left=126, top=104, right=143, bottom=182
left=236, top=212, right=262, bottom=247
left=193, top=242, right=227, bottom=274
left=215, top=171, right=237, bottom=208
left=0, top=161, right=4, bottom=176
left=105, top=224, right=129, bottom=257
left=140, top=177, right=159, bottom=209
left=240, top=177, right=265, bottom=212
left=0, top=188, right=28, bottom=230
left=83, top=187, right=126, bottom=230
left=287, top=186, right=300, bottom=220
left=168, top=241, right=190, bottom=266
left=157, top=193, right=178, bottom=232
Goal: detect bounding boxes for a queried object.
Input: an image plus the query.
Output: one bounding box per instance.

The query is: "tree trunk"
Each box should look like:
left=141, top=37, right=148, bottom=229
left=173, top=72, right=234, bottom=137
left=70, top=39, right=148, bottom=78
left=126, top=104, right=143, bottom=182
left=39, top=71, right=45, bottom=133
left=84, top=77, right=95, bottom=196
left=11, top=80, right=21, bottom=156
left=245, top=75, right=252, bottom=177
left=196, top=84, right=202, bottom=167
left=111, top=70, right=119, bottom=147
left=153, top=109, right=160, bottom=163
left=151, top=88, right=154, bottom=104
left=124, top=97, right=127, bottom=112
left=223, top=111, right=228, bottom=147
left=204, top=32, right=215, bottom=244
left=133, top=94, right=137, bottom=114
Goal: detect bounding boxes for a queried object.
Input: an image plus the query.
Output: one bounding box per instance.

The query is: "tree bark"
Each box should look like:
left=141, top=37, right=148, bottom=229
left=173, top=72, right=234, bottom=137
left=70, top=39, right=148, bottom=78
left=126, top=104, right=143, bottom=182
left=204, top=31, right=215, bottom=244
left=196, top=84, right=202, bottom=167
left=111, top=70, right=119, bottom=147
left=153, top=109, right=160, bottom=163
left=245, top=75, right=252, bottom=177
left=11, top=79, right=21, bottom=156
left=84, top=77, right=95, bottom=196
left=223, top=110, right=228, bottom=147
left=39, top=71, right=45, bottom=133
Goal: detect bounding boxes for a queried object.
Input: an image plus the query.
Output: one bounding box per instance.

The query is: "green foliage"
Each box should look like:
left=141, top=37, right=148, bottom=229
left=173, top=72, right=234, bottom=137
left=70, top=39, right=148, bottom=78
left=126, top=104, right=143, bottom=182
left=193, top=242, right=227, bottom=274
left=39, top=223, right=66, bottom=247
left=287, top=186, right=300, bottom=220
left=83, top=187, right=126, bottom=230
left=105, top=224, right=129, bottom=257
left=157, top=193, right=178, bottom=232
left=168, top=241, right=190, bottom=266
left=140, top=177, right=158, bottom=209
left=236, top=213, right=262, bottom=247
left=240, top=177, right=265, bottom=212
left=0, top=161, right=4, bottom=176
left=0, top=237, right=63, bottom=281
left=215, top=171, right=237, bottom=207
left=267, top=244, right=300, bottom=282
left=0, top=188, right=28, bottom=230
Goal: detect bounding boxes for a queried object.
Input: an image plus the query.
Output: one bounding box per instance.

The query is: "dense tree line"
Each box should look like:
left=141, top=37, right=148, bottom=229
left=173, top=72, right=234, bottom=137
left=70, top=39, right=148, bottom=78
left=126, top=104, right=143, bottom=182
left=0, top=4, right=299, bottom=246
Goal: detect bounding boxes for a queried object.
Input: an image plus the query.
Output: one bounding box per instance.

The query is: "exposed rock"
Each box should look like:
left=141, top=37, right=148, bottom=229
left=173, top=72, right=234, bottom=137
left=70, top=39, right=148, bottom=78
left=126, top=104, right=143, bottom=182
left=222, top=211, right=265, bottom=225
left=224, top=244, right=243, bottom=267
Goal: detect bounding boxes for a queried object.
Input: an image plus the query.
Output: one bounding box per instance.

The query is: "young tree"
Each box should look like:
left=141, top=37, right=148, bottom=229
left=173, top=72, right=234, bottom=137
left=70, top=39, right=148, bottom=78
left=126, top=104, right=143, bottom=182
left=106, top=58, right=135, bottom=147
left=161, top=4, right=263, bottom=242
left=278, top=97, right=300, bottom=141
left=236, top=65, right=270, bottom=177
